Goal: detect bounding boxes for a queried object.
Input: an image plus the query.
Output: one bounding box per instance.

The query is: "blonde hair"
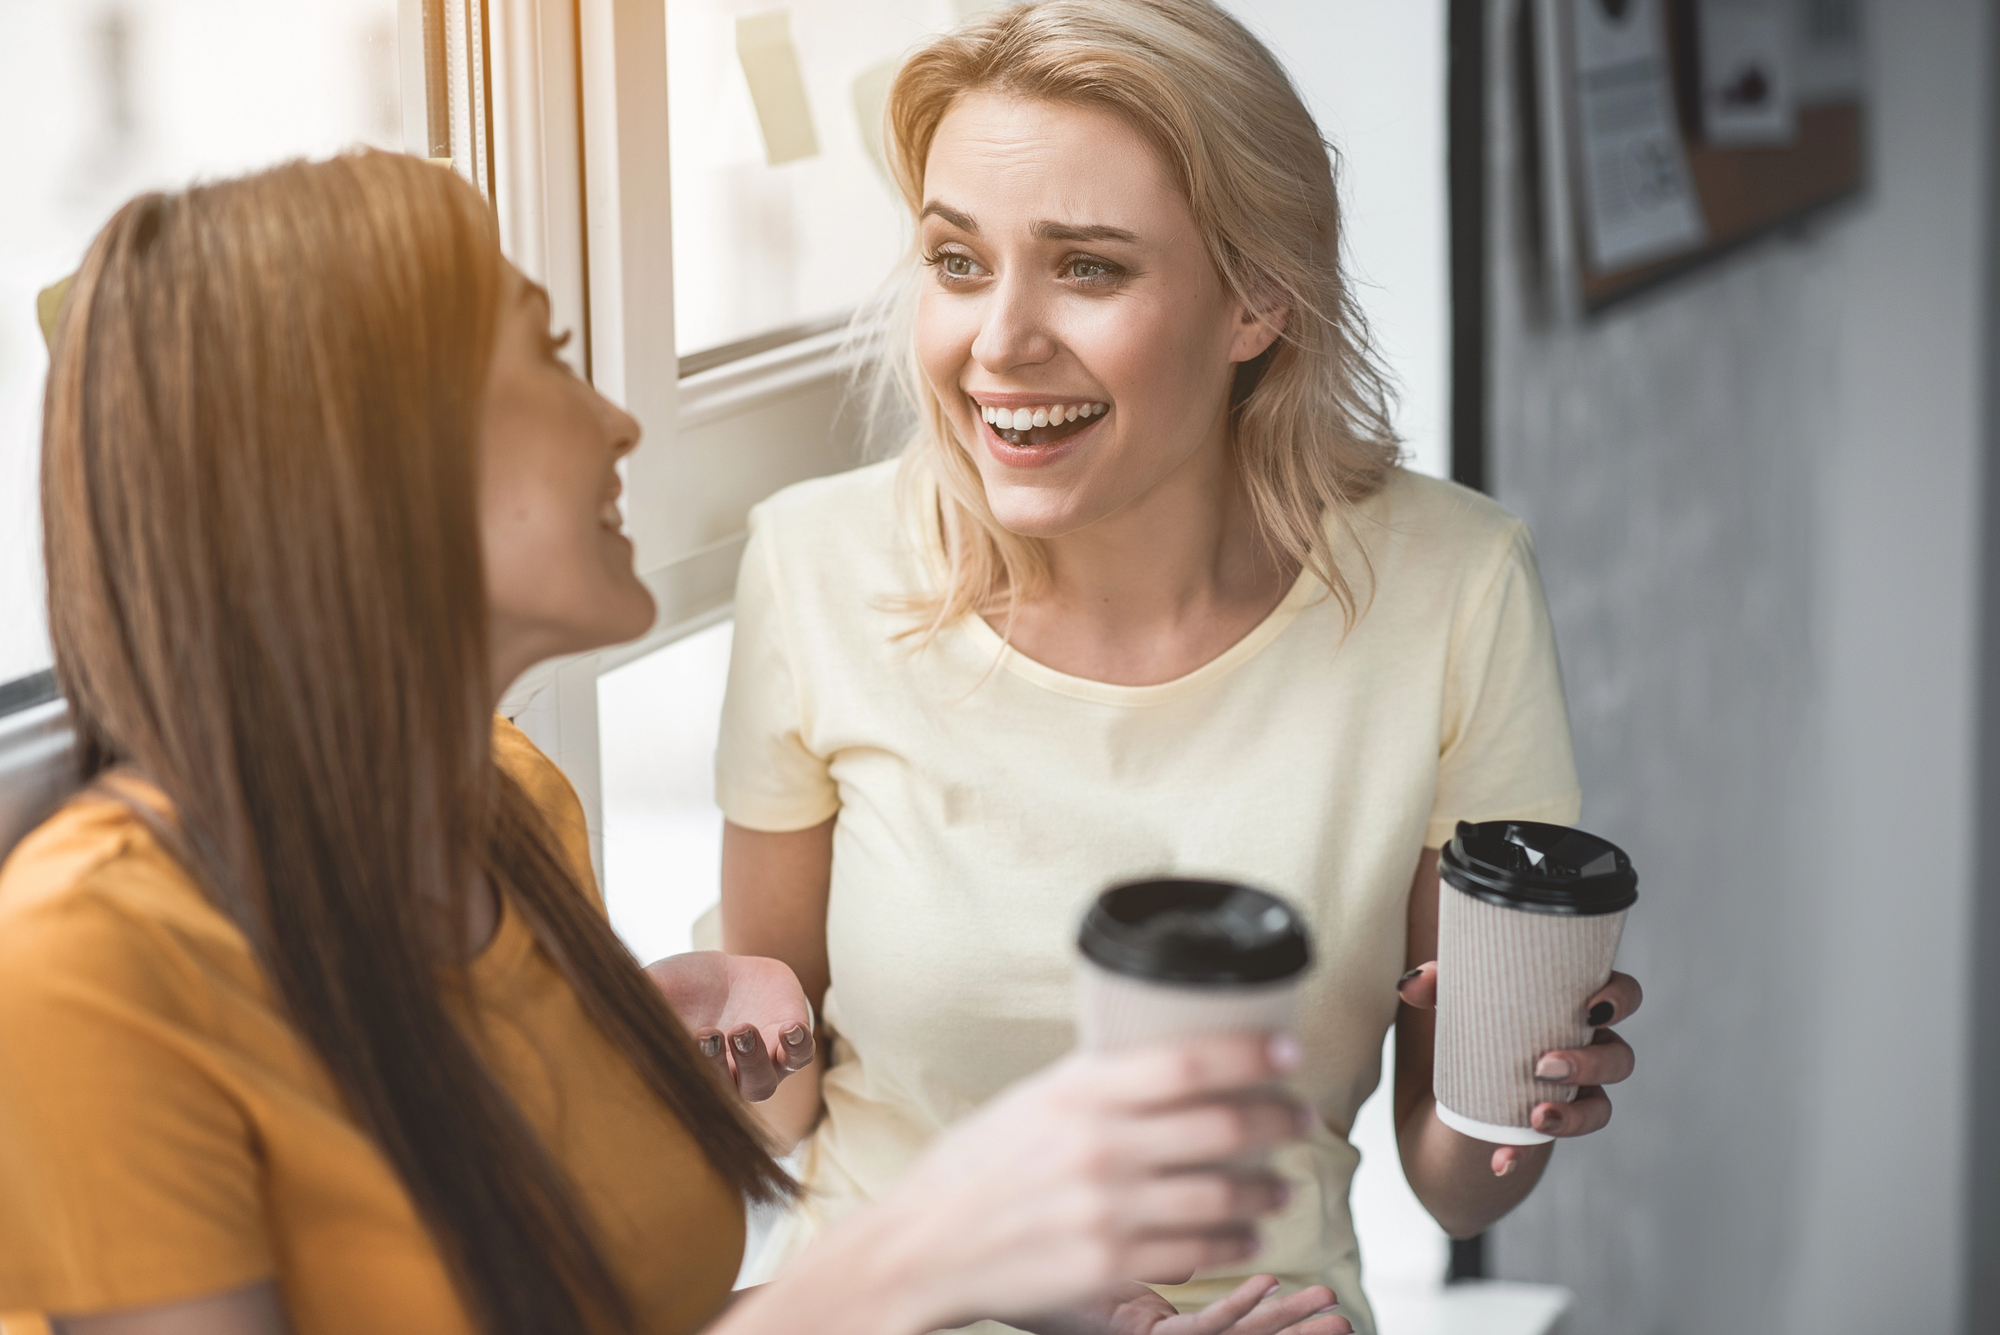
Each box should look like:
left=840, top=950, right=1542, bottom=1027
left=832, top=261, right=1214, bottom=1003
left=875, top=0, right=1401, bottom=636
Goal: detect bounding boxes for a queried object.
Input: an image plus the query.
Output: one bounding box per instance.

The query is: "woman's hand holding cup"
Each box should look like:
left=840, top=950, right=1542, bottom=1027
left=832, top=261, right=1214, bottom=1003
left=1397, top=960, right=1644, bottom=1175
left=865, top=1032, right=1344, bottom=1332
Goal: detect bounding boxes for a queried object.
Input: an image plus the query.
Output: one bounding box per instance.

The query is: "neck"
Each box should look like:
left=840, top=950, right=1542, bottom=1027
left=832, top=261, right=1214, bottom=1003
left=1001, top=424, right=1297, bottom=687
left=1033, top=433, right=1274, bottom=627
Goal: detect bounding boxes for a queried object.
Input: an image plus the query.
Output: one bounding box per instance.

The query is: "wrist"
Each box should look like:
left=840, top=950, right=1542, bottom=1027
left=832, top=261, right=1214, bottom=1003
left=757, top=1198, right=957, bottom=1335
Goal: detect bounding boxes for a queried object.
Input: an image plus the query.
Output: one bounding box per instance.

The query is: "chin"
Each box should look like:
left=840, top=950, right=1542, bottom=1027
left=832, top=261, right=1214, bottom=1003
left=980, top=479, right=1098, bottom=540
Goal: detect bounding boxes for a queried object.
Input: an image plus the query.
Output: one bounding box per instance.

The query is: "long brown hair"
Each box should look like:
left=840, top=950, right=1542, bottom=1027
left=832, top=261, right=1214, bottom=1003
left=873, top=0, right=1401, bottom=636
left=40, top=150, right=790, bottom=1333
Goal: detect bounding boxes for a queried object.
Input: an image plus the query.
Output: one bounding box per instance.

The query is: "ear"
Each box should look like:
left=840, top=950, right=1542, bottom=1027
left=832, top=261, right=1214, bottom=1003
left=1226, top=282, right=1288, bottom=365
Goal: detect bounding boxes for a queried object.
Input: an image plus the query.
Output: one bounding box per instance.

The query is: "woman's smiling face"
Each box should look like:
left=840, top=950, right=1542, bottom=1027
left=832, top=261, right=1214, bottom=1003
left=915, top=92, right=1281, bottom=539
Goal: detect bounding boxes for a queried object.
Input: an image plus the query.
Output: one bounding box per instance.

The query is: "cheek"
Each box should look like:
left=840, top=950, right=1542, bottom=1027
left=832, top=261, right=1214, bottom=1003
left=916, top=290, right=978, bottom=394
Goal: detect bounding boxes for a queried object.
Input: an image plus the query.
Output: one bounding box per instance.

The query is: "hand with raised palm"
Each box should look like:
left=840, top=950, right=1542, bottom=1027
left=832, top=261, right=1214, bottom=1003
left=1040, top=1275, right=1350, bottom=1335
left=644, top=950, right=815, bottom=1101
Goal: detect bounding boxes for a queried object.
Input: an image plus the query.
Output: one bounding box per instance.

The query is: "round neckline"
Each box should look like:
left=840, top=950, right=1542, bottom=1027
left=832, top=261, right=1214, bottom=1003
left=909, top=462, right=1326, bottom=707
left=960, top=569, right=1320, bottom=706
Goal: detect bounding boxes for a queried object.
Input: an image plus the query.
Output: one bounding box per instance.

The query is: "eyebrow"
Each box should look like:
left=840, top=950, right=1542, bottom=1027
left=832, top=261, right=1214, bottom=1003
left=919, top=200, right=1140, bottom=245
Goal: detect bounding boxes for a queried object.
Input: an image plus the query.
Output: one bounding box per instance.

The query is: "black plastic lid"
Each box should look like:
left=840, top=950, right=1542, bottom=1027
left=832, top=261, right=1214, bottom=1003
left=1439, top=821, right=1637, bottom=917
left=1078, top=879, right=1311, bottom=985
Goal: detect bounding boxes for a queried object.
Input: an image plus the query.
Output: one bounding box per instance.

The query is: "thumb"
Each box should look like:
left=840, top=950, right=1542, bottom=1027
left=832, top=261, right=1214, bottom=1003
left=1395, top=962, right=1438, bottom=1010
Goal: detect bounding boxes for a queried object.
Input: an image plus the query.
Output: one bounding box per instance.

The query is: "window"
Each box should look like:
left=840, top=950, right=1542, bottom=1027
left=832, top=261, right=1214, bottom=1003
left=0, top=0, right=407, bottom=687
left=665, top=0, right=953, bottom=362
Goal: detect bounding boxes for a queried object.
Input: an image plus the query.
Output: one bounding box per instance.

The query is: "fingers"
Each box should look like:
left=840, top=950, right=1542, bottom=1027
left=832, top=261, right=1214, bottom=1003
left=1117, top=1096, right=1312, bottom=1171
left=1245, top=1288, right=1347, bottom=1335
left=1120, top=1233, right=1263, bottom=1289
left=1533, top=1028, right=1635, bottom=1088
left=1117, top=1172, right=1290, bottom=1240
left=1394, top=961, right=1438, bottom=1010
left=1531, top=1086, right=1612, bottom=1138
left=1585, top=971, right=1643, bottom=1027
left=1102, top=1033, right=1303, bottom=1110
left=1186, top=1280, right=1345, bottom=1335
left=695, top=1029, right=731, bottom=1088
left=1175, top=1274, right=1283, bottom=1334
left=778, top=1023, right=814, bottom=1072
left=729, top=1025, right=782, bottom=1101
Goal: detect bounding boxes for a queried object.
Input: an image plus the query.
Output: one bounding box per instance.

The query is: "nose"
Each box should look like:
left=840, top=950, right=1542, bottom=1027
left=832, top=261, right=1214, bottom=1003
left=595, top=388, right=641, bottom=461
left=970, top=270, right=1059, bottom=375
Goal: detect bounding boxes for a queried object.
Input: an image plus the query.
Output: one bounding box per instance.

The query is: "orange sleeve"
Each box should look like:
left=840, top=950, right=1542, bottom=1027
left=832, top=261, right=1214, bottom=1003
left=0, top=891, right=273, bottom=1314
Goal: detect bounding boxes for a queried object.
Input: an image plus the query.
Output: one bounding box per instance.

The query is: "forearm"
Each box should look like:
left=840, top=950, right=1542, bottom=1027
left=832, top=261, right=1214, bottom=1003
left=705, top=1201, right=947, bottom=1335
left=1395, top=1094, right=1548, bottom=1238
left=746, top=1047, right=822, bottom=1152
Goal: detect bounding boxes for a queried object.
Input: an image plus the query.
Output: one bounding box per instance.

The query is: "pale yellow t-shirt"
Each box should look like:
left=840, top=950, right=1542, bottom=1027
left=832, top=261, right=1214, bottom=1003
left=716, top=458, right=1580, bottom=1335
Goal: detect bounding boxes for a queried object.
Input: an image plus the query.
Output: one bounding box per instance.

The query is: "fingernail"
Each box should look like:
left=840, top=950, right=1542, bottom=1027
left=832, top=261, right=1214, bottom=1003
left=782, top=1024, right=811, bottom=1047
left=1536, top=1108, right=1565, bottom=1134
left=1269, top=1033, right=1303, bottom=1071
left=1496, top=1156, right=1518, bottom=1177
left=732, top=1030, right=758, bottom=1055
left=1588, top=1001, right=1614, bottom=1026
left=1397, top=966, right=1424, bottom=988
left=698, top=1033, right=722, bottom=1058
left=1535, top=1055, right=1574, bottom=1082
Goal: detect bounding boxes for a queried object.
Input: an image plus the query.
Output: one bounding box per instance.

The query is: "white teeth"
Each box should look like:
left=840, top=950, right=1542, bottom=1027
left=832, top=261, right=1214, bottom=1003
left=974, top=400, right=1110, bottom=434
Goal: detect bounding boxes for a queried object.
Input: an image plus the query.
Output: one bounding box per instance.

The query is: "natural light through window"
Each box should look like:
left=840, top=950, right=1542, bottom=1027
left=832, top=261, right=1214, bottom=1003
left=0, top=0, right=403, bottom=686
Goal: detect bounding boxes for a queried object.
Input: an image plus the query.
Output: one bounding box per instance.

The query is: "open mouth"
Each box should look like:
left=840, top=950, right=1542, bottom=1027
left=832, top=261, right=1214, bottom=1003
left=976, top=399, right=1109, bottom=448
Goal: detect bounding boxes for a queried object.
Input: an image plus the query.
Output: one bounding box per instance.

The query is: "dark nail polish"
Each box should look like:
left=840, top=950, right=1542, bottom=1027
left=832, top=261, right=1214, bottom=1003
left=732, top=1030, right=758, bottom=1055
left=1588, top=1001, right=1614, bottom=1026
left=698, top=1034, right=722, bottom=1058
left=1537, top=1108, right=1564, bottom=1134
left=1397, top=966, right=1424, bottom=986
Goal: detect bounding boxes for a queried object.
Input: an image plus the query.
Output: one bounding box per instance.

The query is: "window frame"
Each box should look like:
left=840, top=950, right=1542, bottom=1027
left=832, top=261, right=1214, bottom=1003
left=470, top=0, right=863, bottom=884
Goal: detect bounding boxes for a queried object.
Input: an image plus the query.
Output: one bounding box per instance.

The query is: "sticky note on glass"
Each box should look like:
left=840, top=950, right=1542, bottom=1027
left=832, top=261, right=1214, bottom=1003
left=37, top=275, right=74, bottom=352
left=736, top=11, right=819, bottom=166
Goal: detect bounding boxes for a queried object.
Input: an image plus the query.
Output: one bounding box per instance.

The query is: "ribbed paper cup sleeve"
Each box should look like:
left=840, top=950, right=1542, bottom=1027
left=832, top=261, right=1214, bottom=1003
left=1075, top=958, right=1299, bottom=1052
left=1434, top=884, right=1627, bottom=1145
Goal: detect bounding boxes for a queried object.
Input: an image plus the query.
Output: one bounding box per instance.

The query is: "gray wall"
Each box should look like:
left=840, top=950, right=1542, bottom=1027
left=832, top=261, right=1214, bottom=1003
left=1482, top=2, right=1990, bottom=1332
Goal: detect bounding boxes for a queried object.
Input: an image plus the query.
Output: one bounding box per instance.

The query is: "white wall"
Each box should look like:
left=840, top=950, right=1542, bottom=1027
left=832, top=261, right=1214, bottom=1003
left=1484, top=2, right=1987, bottom=1331
left=1221, top=0, right=1450, bottom=480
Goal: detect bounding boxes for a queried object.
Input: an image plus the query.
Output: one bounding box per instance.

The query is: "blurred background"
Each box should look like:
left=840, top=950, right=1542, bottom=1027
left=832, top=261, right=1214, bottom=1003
left=1, top=1, right=1996, bottom=1332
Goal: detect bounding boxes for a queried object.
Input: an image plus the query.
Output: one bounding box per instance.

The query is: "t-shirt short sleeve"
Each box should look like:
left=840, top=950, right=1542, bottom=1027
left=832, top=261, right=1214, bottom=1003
left=1426, top=523, right=1583, bottom=848
left=0, top=898, right=272, bottom=1312
left=715, top=509, right=840, bottom=832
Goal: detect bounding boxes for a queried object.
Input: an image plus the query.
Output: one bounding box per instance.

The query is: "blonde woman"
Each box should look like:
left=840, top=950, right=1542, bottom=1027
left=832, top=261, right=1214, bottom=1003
left=717, top=2, right=1645, bottom=1332
left=0, top=152, right=1342, bottom=1335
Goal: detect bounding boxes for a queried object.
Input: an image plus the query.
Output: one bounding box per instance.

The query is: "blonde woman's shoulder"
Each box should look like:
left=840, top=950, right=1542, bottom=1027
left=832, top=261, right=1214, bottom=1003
left=1352, top=465, right=1531, bottom=560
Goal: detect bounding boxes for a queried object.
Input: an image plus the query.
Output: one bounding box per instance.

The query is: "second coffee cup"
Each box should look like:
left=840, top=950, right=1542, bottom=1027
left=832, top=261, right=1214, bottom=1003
left=1434, top=820, right=1637, bottom=1145
left=1075, top=877, right=1311, bottom=1050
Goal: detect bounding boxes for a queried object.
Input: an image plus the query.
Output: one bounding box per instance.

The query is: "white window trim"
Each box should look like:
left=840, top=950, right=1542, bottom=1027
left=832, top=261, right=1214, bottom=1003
left=482, top=0, right=863, bottom=884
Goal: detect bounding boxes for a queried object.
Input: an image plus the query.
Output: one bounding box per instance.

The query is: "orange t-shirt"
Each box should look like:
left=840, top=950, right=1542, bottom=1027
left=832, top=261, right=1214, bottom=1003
left=0, top=720, right=744, bottom=1333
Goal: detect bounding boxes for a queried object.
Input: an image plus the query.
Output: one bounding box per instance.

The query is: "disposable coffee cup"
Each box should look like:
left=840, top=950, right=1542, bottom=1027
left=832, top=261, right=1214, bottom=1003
left=1434, top=820, right=1637, bottom=1146
left=1075, top=878, right=1311, bottom=1051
